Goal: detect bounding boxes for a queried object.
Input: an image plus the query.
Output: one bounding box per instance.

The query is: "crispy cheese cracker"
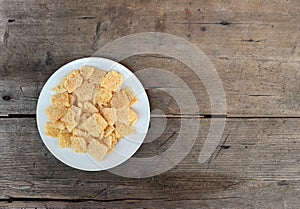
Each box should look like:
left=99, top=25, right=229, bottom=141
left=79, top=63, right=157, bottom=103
left=45, top=122, right=61, bottom=138
left=95, top=113, right=108, bottom=134
left=111, top=90, right=130, bottom=109
left=115, top=122, right=135, bottom=137
left=104, top=125, right=115, bottom=137
left=80, top=66, right=95, bottom=80
left=53, top=77, right=67, bottom=93
left=74, top=81, right=95, bottom=102
left=73, top=128, right=89, bottom=138
left=115, top=107, right=137, bottom=125
left=60, top=106, right=82, bottom=132
left=100, top=71, right=123, bottom=92
left=87, top=139, right=109, bottom=162
left=128, top=108, right=138, bottom=125
left=58, top=132, right=72, bottom=148
left=50, top=120, right=65, bottom=130
left=124, top=87, right=138, bottom=106
left=94, top=87, right=112, bottom=106
left=79, top=113, right=91, bottom=124
left=88, top=68, right=106, bottom=86
left=102, top=135, right=113, bottom=148
left=100, top=107, right=116, bottom=125
left=114, top=129, right=123, bottom=141
left=111, top=132, right=118, bottom=146
left=53, top=84, right=67, bottom=94
left=46, top=105, right=68, bottom=122
left=51, top=92, right=71, bottom=107
left=115, top=107, right=130, bottom=124
left=64, top=70, right=83, bottom=93
left=70, top=136, right=87, bottom=153
left=73, top=128, right=94, bottom=146
left=78, top=113, right=107, bottom=138
left=78, top=102, right=98, bottom=114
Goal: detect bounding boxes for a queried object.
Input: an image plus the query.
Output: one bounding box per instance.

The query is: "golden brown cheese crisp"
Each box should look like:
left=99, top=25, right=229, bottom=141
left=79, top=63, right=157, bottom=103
left=52, top=77, right=67, bottom=94
left=64, top=70, right=83, bottom=93
left=100, top=107, right=116, bottom=125
left=95, top=113, right=108, bottom=134
left=78, top=113, right=107, bottom=138
left=94, top=87, right=113, bottom=106
left=58, top=132, right=72, bottom=148
left=78, top=102, right=98, bottom=114
left=100, top=71, right=123, bottom=92
left=45, top=122, right=61, bottom=138
left=114, top=129, right=123, bottom=141
left=46, top=105, right=68, bottom=122
left=128, top=108, right=138, bottom=125
left=88, top=68, right=106, bottom=86
left=70, top=136, right=87, bottom=153
left=51, top=92, right=71, bottom=107
left=102, top=135, right=113, bottom=149
left=73, top=81, right=95, bottom=102
left=115, top=122, right=135, bottom=137
left=60, top=106, right=82, bottom=132
left=87, top=139, right=109, bottom=162
left=79, top=66, right=95, bottom=80
left=51, top=120, right=65, bottom=130
left=124, top=87, right=139, bottom=106
left=111, top=90, right=130, bottom=109
left=104, top=125, right=115, bottom=137
left=79, top=113, right=92, bottom=124
left=73, top=128, right=89, bottom=138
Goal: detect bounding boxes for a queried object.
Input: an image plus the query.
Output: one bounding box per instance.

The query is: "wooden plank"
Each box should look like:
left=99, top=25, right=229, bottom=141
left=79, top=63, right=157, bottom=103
left=1, top=194, right=300, bottom=209
left=0, top=0, right=299, bottom=116
left=1, top=56, right=300, bottom=116
left=0, top=117, right=299, bottom=208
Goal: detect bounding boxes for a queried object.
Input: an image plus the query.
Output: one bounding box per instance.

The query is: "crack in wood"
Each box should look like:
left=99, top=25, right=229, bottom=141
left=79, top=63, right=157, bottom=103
left=76, top=16, right=96, bottom=20
left=241, top=39, right=266, bottom=43
left=291, top=41, right=297, bottom=55
left=92, top=20, right=111, bottom=50
left=223, top=181, right=240, bottom=190
left=92, top=22, right=102, bottom=50
left=249, top=94, right=275, bottom=97
left=19, top=87, right=25, bottom=97
left=3, top=26, right=9, bottom=47
left=159, top=131, right=176, bottom=147
left=213, top=131, right=231, bottom=160
left=170, top=21, right=269, bottom=25
left=0, top=196, right=167, bottom=203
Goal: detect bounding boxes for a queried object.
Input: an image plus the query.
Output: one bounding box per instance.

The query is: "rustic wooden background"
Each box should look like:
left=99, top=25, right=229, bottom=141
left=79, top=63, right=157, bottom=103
left=0, top=0, right=300, bottom=208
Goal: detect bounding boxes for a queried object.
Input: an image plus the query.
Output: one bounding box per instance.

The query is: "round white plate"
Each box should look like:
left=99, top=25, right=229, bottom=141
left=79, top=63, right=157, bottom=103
left=36, top=57, right=150, bottom=171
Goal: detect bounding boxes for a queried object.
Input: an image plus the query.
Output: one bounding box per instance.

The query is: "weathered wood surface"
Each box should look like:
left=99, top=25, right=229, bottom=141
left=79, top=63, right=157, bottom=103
left=0, top=0, right=299, bottom=116
left=0, top=118, right=300, bottom=208
left=1, top=0, right=300, bottom=208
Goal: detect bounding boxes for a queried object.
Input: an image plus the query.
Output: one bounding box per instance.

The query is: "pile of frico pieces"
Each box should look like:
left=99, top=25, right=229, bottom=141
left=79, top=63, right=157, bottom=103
left=45, top=66, right=138, bottom=162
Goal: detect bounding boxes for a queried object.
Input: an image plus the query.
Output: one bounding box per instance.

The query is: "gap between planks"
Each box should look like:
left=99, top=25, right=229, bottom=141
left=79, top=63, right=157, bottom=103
left=3, top=113, right=300, bottom=119
left=0, top=196, right=165, bottom=203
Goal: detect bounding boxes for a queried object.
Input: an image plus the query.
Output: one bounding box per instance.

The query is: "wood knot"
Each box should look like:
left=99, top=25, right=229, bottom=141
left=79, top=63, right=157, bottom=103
left=2, top=95, right=11, bottom=101
left=219, top=21, right=230, bottom=26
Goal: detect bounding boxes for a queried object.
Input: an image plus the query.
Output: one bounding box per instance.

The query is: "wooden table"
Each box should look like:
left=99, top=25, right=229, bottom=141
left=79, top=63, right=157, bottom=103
left=1, top=0, right=300, bottom=208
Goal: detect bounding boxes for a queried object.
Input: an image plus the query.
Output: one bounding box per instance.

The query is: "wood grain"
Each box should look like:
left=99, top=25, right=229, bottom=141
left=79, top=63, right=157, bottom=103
left=0, top=0, right=299, bottom=116
left=1, top=0, right=300, bottom=208
left=0, top=118, right=299, bottom=208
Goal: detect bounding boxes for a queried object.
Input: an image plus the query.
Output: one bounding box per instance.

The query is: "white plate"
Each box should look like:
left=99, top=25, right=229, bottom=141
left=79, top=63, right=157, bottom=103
left=36, top=57, right=150, bottom=171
